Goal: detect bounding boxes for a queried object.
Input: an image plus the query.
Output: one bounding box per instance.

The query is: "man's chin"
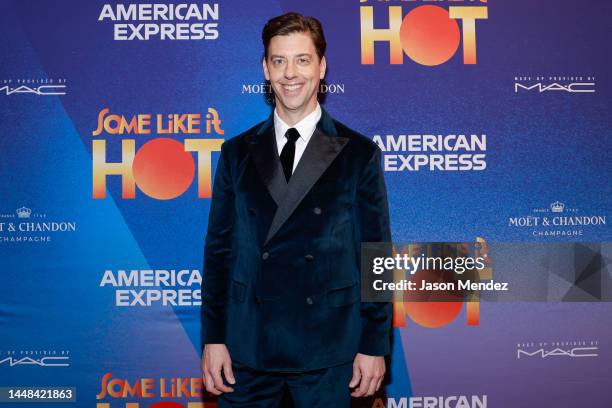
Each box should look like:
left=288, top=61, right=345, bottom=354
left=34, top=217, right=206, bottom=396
left=277, top=99, right=306, bottom=112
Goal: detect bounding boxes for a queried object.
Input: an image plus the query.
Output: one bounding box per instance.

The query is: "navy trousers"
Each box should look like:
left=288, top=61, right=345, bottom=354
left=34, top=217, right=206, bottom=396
left=218, top=359, right=354, bottom=408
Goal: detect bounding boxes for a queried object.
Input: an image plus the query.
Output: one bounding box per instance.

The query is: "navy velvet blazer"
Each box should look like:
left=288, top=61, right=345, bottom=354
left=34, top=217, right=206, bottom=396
left=201, top=107, right=392, bottom=372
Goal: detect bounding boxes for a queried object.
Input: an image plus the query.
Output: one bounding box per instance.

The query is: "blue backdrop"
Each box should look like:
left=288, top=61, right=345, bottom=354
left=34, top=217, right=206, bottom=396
left=1, top=0, right=610, bottom=407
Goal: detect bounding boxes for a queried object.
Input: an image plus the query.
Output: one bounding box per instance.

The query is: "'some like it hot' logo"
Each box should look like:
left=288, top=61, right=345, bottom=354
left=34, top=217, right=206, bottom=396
left=92, top=108, right=224, bottom=200
left=360, top=0, right=488, bottom=65
left=392, top=240, right=492, bottom=329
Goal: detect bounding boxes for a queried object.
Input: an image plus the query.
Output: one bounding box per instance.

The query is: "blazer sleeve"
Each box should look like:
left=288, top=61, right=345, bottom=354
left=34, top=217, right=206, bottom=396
left=201, top=142, right=235, bottom=345
left=355, top=146, right=393, bottom=356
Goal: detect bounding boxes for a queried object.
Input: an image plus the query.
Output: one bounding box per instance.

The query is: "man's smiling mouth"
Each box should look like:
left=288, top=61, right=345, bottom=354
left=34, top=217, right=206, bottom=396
left=281, top=83, right=304, bottom=91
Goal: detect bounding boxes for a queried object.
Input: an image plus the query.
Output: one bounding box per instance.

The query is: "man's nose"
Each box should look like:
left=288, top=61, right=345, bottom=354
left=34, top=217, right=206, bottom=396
left=284, top=60, right=297, bottom=78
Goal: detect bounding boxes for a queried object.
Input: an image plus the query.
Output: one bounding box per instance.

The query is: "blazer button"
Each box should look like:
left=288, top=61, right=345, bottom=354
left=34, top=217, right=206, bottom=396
left=305, top=254, right=314, bottom=262
left=255, top=296, right=262, bottom=304
left=262, top=252, right=269, bottom=260
left=306, top=296, right=314, bottom=305
left=313, top=207, right=322, bottom=215
left=248, top=208, right=257, bottom=215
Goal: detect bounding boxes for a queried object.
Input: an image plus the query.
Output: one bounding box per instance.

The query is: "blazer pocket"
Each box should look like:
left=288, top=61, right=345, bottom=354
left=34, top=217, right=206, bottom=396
left=327, top=281, right=359, bottom=307
left=230, top=279, right=247, bottom=302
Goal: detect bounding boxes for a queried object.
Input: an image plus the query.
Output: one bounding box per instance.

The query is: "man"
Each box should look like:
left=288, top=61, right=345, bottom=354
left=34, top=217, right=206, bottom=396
left=201, top=12, right=392, bottom=407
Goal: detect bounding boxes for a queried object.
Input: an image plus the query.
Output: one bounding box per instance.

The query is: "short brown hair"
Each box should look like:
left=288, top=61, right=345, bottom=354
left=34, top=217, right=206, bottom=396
left=262, top=12, right=327, bottom=60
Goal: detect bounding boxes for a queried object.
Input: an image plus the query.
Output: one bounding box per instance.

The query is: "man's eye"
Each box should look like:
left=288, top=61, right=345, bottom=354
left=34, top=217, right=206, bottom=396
left=273, top=59, right=284, bottom=65
left=297, top=58, right=310, bottom=64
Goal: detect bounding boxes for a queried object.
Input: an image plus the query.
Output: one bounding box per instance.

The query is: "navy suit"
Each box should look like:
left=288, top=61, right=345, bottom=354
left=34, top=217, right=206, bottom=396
left=201, top=107, right=392, bottom=375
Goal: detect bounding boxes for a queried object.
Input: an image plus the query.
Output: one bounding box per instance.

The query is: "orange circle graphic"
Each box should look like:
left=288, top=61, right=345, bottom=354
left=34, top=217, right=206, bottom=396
left=132, top=138, right=195, bottom=200
left=400, top=5, right=460, bottom=66
left=403, top=269, right=464, bottom=328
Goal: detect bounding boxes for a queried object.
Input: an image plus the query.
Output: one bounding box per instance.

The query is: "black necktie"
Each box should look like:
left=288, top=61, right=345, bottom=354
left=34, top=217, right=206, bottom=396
left=280, top=128, right=300, bottom=182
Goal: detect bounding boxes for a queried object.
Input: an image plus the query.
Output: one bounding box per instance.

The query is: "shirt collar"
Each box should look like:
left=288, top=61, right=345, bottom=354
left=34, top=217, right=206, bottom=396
left=274, top=102, right=322, bottom=145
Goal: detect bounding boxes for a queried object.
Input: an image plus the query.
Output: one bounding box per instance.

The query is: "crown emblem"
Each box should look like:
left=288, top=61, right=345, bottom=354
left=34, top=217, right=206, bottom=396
left=16, top=206, right=32, bottom=218
left=550, top=201, right=564, bottom=213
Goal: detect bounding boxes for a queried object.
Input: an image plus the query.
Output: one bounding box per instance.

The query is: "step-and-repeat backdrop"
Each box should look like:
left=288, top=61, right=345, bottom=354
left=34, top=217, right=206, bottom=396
left=1, top=1, right=610, bottom=407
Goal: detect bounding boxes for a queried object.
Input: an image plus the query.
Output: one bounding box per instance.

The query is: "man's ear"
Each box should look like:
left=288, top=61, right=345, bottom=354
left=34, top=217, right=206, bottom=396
left=319, top=56, right=327, bottom=79
left=262, top=58, right=270, bottom=81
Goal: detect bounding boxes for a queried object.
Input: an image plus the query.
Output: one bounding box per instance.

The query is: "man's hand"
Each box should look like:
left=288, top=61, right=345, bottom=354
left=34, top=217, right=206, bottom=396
left=202, top=344, right=235, bottom=395
left=349, top=353, right=386, bottom=397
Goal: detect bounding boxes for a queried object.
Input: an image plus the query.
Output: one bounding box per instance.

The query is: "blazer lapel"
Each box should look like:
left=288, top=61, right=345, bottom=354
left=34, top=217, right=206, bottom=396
left=248, top=113, right=287, bottom=206
left=263, top=108, right=349, bottom=245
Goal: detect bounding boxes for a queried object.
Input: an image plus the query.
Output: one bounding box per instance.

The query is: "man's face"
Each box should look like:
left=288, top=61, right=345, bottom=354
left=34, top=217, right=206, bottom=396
left=263, top=31, right=326, bottom=117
